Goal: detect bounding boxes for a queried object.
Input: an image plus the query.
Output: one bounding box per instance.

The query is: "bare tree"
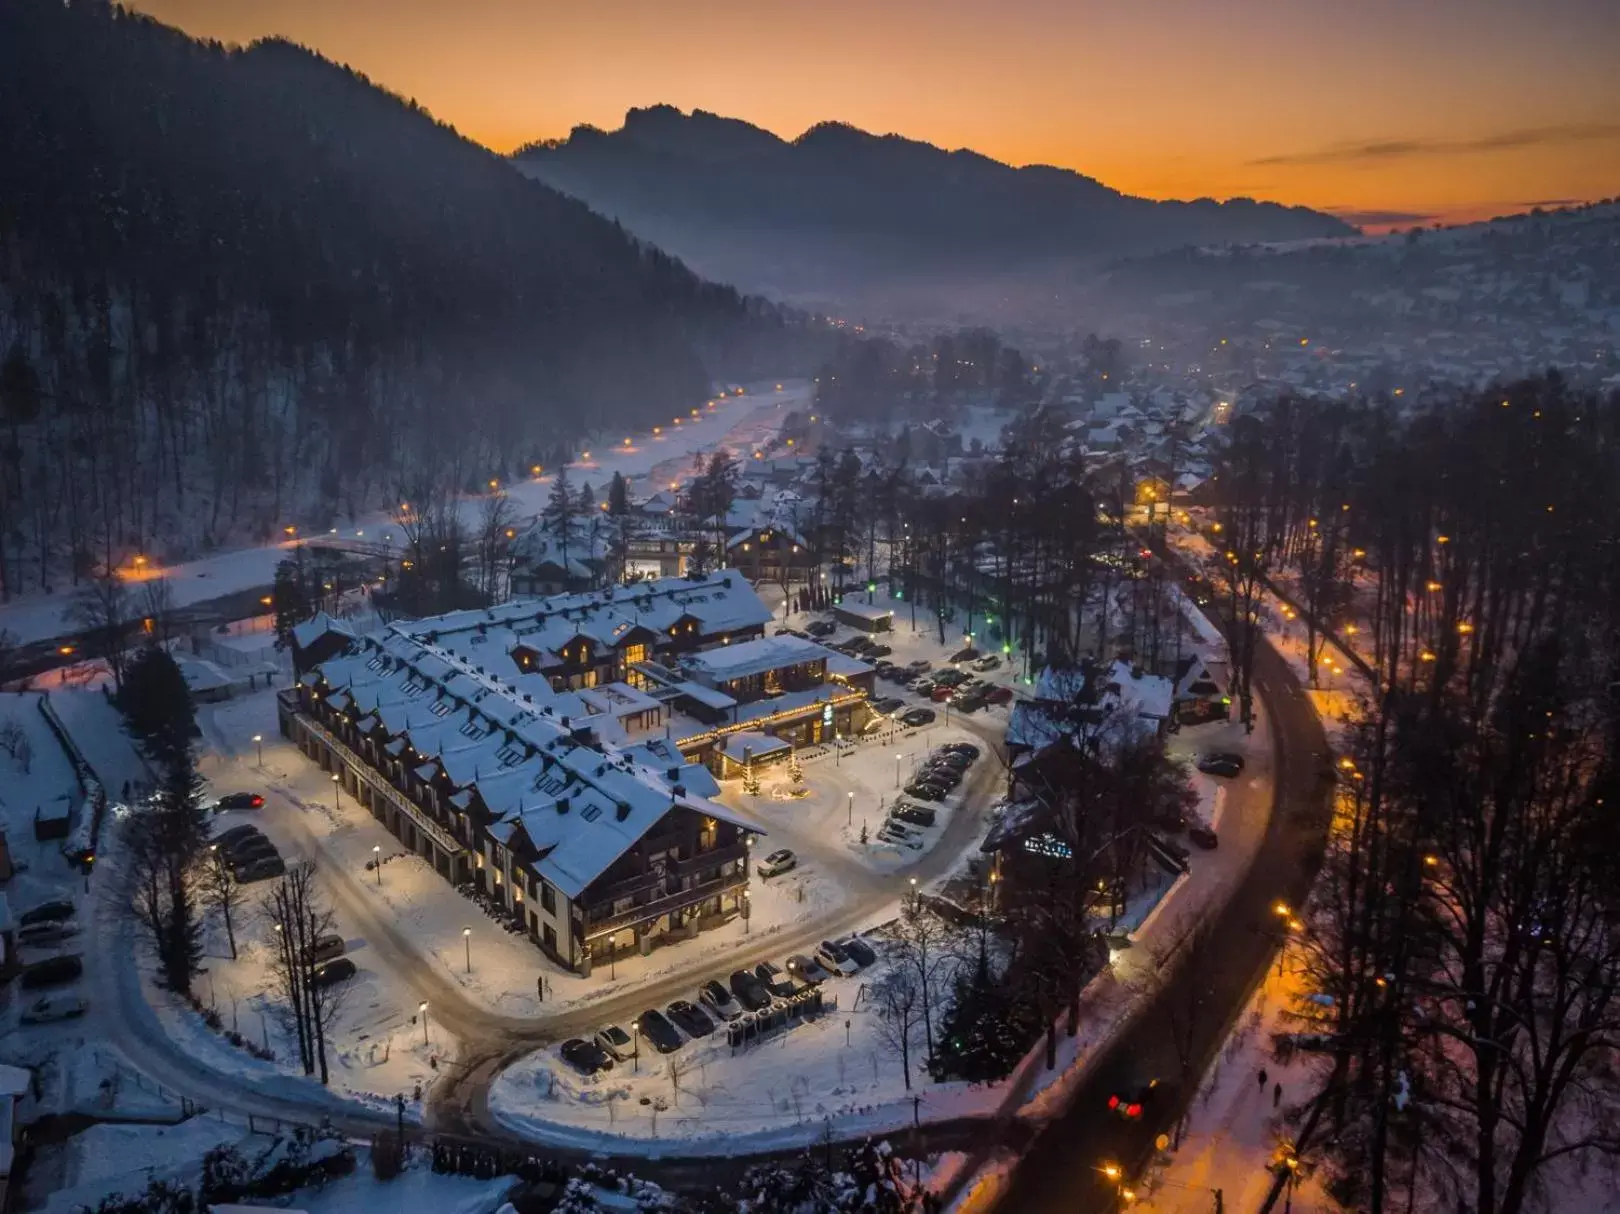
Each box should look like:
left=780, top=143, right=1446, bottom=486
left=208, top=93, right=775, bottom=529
left=871, top=965, right=923, bottom=1091
left=68, top=565, right=131, bottom=690
left=893, top=904, right=958, bottom=1065
left=260, top=860, right=349, bottom=1084
left=138, top=575, right=176, bottom=648
left=199, top=843, right=243, bottom=960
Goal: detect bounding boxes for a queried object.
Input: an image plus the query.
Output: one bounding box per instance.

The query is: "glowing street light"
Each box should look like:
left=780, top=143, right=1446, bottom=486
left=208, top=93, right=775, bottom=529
left=252, top=734, right=263, bottom=766
left=419, top=1001, right=430, bottom=1046
left=463, top=926, right=472, bottom=974
left=372, top=844, right=382, bottom=886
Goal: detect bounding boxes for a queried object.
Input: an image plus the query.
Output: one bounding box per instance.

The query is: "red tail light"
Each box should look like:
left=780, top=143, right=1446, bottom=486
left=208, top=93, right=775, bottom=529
left=1107, top=1094, right=1120, bottom=1110
left=1126, top=1103, right=1143, bottom=1118
left=251, top=795, right=265, bottom=807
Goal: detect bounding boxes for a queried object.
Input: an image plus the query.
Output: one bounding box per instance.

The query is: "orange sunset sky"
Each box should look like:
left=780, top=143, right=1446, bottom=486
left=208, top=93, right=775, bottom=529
left=130, top=0, right=1620, bottom=229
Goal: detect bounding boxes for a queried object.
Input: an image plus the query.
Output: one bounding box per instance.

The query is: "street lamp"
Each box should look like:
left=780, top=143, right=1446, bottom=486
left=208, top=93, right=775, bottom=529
left=742, top=889, right=751, bottom=933
left=252, top=734, right=263, bottom=766
left=908, top=876, right=918, bottom=913
left=331, top=772, right=341, bottom=811
left=847, top=791, right=854, bottom=826
left=463, top=926, right=472, bottom=974
left=632, top=1022, right=641, bottom=1073
left=372, top=844, right=382, bottom=887
left=419, top=1001, right=429, bottom=1046
left=895, top=752, right=903, bottom=789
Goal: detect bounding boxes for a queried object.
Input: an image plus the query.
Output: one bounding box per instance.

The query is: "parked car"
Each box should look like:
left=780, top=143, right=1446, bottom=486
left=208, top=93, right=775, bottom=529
left=940, top=742, right=980, bottom=759
left=18, top=900, right=75, bottom=927
left=815, top=939, right=860, bottom=976
left=20, top=954, right=84, bottom=989
left=17, top=919, right=80, bottom=948
left=637, top=1009, right=684, bottom=1054
left=308, top=933, right=347, bottom=964
left=1108, top=1077, right=1165, bottom=1121
left=935, top=669, right=971, bottom=687
left=228, top=837, right=280, bottom=865
left=728, top=969, right=773, bottom=1011
left=951, top=690, right=988, bottom=713
left=786, top=953, right=830, bottom=985
left=213, top=824, right=263, bottom=849
left=900, top=707, right=936, bottom=728
left=931, top=750, right=974, bottom=770
left=907, top=659, right=932, bottom=673
left=866, top=644, right=893, bottom=658
left=666, top=999, right=716, bottom=1038
left=929, top=684, right=956, bottom=703
left=973, top=655, right=1002, bottom=671
left=1197, top=752, right=1245, bottom=778
left=840, top=936, right=878, bottom=969
left=949, top=646, right=980, bottom=662
left=909, top=678, right=936, bottom=696
left=845, top=636, right=874, bottom=653
left=905, top=781, right=948, bottom=802
left=893, top=804, right=937, bottom=828
left=985, top=685, right=1014, bottom=705
left=234, top=855, right=287, bottom=883
left=806, top=620, right=837, bottom=637
left=698, top=980, right=742, bottom=1021
left=560, top=1038, right=615, bottom=1074
left=596, top=1023, right=637, bottom=1062
left=214, top=792, right=266, bottom=811
left=1188, top=823, right=1219, bottom=850
left=871, top=697, right=904, bottom=715
left=309, top=957, right=357, bottom=988
left=753, top=961, right=796, bottom=999
left=21, top=994, right=89, bottom=1024
left=756, top=848, right=798, bottom=879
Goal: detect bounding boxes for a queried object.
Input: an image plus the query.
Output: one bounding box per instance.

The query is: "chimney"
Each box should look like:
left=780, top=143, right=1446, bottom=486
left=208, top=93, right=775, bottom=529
left=616, top=801, right=631, bottom=822
left=556, top=797, right=570, bottom=815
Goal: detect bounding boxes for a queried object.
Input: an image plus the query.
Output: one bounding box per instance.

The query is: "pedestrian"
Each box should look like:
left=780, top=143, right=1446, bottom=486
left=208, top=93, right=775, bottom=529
left=1258, top=1067, right=1269, bottom=1089
left=1274, top=1081, right=1283, bottom=1107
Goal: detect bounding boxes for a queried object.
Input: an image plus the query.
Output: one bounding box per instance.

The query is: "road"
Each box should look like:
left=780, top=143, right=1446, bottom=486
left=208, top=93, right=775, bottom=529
left=993, top=605, right=1334, bottom=1210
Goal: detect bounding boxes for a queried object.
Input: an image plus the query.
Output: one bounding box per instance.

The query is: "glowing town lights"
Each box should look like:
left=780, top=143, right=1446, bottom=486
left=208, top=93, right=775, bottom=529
left=260, top=595, right=273, bottom=606
left=1436, top=535, right=1450, bottom=544
left=1339, top=757, right=1355, bottom=770
left=1274, top=901, right=1291, bottom=917
left=1102, top=1164, right=1122, bottom=1181
left=1352, top=548, right=1366, bottom=559
left=531, top=465, right=542, bottom=476
left=1300, top=337, right=1309, bottom=346
left=581, top=451, right=590, bottom=460
left=1420, top=651, right=1437, bottom=662
left=1344, top=624, right=1359, bottom=635
left=284, top=525, right=297, bottom=536
left=1458, top=621, right=1475, bottom=634
left=623, top=437, right=631, bottom=446
left=1424, top=854, right=1439, bottom=866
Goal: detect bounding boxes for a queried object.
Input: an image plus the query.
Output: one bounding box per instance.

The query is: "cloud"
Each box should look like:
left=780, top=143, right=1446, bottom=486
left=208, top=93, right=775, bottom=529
left=1327, top=208, right=1436, bottom=228
left=1250, top=122, right=1620, bottom=167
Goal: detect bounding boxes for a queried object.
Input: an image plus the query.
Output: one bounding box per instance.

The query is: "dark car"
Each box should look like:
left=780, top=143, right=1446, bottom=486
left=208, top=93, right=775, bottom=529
left=753, top=961, right=796, bottom=999
left=560, top=1037, right=615, bottom=1074
left=666, top=999, right=716, bottom=1038
left=840, top=936, right=878, bottom=968
left=931, top=751, right=974, bottom=770
left=1188, top=824, right=1219, bottom=850
left=20, top=954, right=83, bottom=989
left=234, top=854, right=287, bottom=883
left=935, top=669, right=971, bottom=687
left=940, top=742, right=980, bottom=758
left=986, top=685, right=1014, bottom=705
left=309, top=957, right=357, bottom=988
left=949, top=646, right=980, bottom=662
left=213, top=824, right=263, bottom=849
left=905, top=781, right=949, bottom=801
left=728, top=969, right=773, bottom=1011
left=18, top=900, right=76, bottom=927
left=1108, top=1078, right=1165, bottom=1121
left=637, top=1008, right=684, bottom=1053
left=893, top=804, right=937, bottom=828
left=866, top=644, right=893, bottom=658
left=845, top=636, right=875, bottom=653
left=215, top=792, right=266, bottom=811
left=229, top=841, right=280, bottom=869
left=951, top=691, right=988, bottom=713
left=1197, top=752, right=1245, bottom=778
left=900, top=707, right=936, bottom=728
left=806, top=620, right=837, bottom=637
left=785, top=953, right=830, bottom=985
left=871, top=697, right=905, bottom=714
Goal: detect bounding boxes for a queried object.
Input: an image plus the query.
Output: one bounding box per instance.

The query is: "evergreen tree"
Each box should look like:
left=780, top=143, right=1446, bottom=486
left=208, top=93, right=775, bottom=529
left=119, top=646, right=198, bottom=772
left=608, top=471, right=630, bottom=516
left=271, top=558, right=310, bottom=651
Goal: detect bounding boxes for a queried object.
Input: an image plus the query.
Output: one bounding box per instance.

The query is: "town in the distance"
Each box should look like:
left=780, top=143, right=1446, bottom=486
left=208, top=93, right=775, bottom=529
left=2, top=3, right=1617, bottom=1213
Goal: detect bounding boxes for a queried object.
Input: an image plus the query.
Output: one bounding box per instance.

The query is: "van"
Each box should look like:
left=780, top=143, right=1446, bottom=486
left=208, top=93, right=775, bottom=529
left=309, top=933, right=346, bottom=964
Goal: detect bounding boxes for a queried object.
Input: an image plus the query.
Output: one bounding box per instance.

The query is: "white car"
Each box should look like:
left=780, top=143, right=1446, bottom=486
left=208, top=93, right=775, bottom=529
left=21, top=994, right=88, bottom=1024
left=595, top=1023, right=637, bottom=1063
left=756, top=848, right=797, bottom=879
left=815, top=939, right=860, bottom=977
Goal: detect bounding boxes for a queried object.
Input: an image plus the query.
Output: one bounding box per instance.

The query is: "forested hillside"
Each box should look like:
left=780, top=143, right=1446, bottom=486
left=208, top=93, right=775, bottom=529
left=0, top=0, right=804, bottom=597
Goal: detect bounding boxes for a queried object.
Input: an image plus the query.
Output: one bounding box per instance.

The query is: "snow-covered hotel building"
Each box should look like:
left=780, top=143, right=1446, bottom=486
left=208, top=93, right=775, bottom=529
left=277, top=572, right=868, bottom=974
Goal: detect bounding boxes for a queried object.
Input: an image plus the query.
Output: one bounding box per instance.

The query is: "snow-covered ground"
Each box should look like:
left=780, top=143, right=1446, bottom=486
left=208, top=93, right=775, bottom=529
left=489, top=937, right=1008, bottom=1154
left=0, top=381, right=810, bottom=647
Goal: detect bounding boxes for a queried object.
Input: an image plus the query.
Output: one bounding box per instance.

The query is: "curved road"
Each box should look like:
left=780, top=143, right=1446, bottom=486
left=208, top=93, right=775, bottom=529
left=993, top=611, right=1334, bottom=1210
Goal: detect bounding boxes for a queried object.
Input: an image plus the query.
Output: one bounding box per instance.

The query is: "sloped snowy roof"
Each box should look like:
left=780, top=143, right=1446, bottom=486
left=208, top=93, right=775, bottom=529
left=291, top=611, right=355, bottom=651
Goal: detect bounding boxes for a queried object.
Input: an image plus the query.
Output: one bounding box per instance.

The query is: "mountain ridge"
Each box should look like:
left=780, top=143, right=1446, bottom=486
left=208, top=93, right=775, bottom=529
left=515, top=106, right=1354, bottom=312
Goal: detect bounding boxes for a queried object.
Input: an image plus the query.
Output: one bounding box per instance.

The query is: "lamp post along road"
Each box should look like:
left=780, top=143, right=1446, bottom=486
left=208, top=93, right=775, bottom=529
left=847, top=791, right=854, bottom=826
left=419, top=1001, right=430, bottom=1047
left=331, top=772, right=341, bottom=811
left=463, top=927, right=472, bottom=974
left=252, top=734, right=263, bottom=766
left=372, top=844, right=382, bottom=887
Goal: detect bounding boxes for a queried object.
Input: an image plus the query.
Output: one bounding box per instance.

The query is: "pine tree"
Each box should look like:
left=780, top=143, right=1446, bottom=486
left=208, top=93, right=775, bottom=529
left=271, top=558, right=310, bottom=651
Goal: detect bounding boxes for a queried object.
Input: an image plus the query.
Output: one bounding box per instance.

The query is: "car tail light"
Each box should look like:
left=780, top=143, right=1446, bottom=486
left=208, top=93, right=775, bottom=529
left=1107, top=1094, right=1120, bottom=1110
left=1126, top=1103, right=1143, bottom=1118
left=251, top=795, right=265, bottom=807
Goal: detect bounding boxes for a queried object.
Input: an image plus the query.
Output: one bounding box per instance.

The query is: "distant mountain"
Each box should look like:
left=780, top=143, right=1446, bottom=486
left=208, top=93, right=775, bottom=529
left=0, top=2, right=811, bottom=582
left=515, top=106, right=1354, bottom=314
